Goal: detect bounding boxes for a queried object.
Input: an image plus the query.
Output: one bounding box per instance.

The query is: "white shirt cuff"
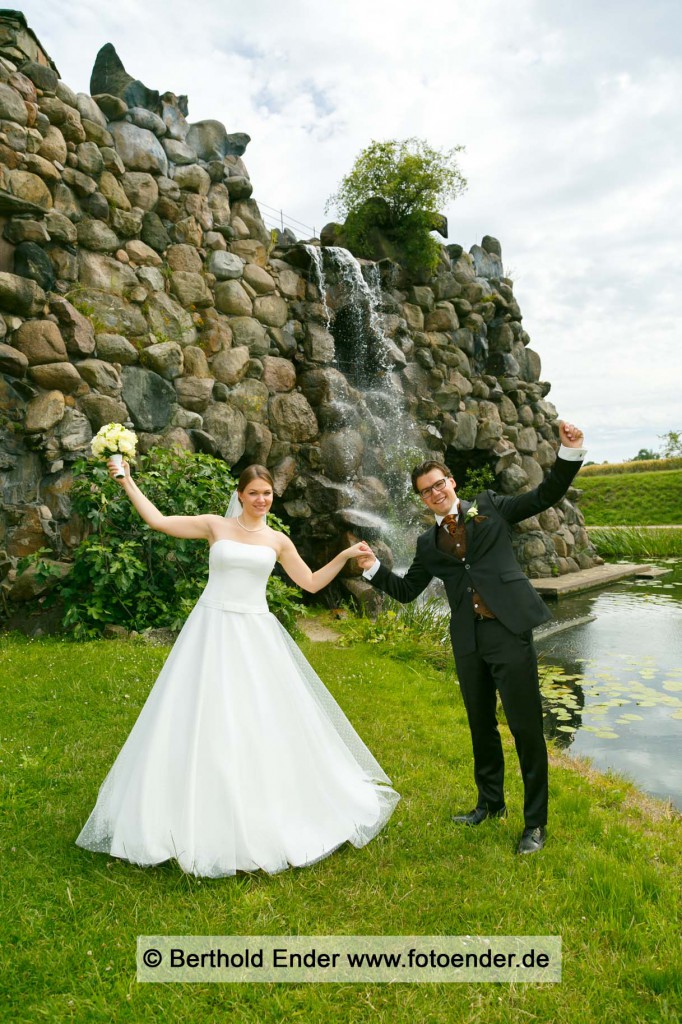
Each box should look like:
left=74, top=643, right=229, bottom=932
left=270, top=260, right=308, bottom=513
left=558, top=443, right=587, bottom=462
left=362, top=558, right=381, bottom=580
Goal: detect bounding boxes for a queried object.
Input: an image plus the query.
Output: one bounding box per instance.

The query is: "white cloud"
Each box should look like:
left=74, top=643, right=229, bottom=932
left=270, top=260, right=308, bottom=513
left=21, top=0, right=682, bottom=462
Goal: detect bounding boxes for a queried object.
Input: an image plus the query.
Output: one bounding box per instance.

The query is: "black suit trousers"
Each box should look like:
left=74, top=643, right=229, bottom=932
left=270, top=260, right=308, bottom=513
left=453, top=619, right=548, bottom=827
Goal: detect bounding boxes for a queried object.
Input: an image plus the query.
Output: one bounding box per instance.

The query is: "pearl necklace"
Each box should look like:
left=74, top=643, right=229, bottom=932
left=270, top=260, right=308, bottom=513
left=237, top=515, right=267, bottom=533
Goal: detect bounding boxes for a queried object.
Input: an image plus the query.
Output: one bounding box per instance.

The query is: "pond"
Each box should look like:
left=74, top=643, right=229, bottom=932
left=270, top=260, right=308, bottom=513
left=535, top=560, right=682, bottom=809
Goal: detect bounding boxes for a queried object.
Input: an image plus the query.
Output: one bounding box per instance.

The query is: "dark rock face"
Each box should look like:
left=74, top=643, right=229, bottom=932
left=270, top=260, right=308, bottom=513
left=121, top=366, right=176, bottom=432
left=13, top=242, right=56, bottom=291
left=90, top=43, right=161, bottom=113
left=90, top=43, right=136, bottom=102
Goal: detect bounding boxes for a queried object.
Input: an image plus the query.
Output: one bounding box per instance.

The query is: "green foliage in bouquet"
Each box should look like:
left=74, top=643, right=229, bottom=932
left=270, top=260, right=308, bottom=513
left=57, top=447, right=303, bottom=638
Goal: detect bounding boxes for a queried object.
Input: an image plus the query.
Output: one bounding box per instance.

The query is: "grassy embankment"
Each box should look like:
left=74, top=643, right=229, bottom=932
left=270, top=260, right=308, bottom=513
left=1, top=632, right=679, bottom=1024
left=577, top=461, right=682, bottom=558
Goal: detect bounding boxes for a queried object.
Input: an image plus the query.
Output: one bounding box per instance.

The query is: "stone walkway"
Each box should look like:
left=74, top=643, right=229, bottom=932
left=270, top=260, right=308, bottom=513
left=531, top=562, right=670, bottom=598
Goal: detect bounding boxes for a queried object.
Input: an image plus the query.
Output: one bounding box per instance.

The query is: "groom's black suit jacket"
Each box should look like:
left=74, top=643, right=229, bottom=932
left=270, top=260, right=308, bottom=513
left=369, top=455, right=583, bottom=656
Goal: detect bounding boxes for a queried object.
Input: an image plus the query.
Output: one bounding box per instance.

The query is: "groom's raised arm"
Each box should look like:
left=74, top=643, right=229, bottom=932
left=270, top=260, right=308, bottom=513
left=359, top=547, right=433, bottom=604
left=490, top=421, right=586, bottom=525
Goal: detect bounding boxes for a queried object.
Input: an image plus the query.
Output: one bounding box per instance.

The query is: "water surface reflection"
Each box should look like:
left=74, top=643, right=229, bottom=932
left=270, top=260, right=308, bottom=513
left=535, top=561, right=682, bottom=808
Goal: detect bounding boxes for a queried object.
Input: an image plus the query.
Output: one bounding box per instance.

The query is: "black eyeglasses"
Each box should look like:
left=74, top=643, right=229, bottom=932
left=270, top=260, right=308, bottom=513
left=419, top=478, right=449, bottom=499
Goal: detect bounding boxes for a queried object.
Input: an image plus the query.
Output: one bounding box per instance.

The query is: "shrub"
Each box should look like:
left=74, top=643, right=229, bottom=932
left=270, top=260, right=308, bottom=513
left=326, top=138, right=467, bottom=274
left=50, top=447, right=302, bottom=638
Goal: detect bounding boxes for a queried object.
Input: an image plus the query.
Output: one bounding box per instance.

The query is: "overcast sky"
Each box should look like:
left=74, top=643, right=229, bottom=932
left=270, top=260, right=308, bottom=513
left=24, top=0, right=682, bottom=462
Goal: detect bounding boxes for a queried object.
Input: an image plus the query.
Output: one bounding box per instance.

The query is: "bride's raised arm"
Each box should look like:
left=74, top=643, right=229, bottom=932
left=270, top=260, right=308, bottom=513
left=277, top=533, right=371, bottom=594
left=107, top=458, right=219, bottom=542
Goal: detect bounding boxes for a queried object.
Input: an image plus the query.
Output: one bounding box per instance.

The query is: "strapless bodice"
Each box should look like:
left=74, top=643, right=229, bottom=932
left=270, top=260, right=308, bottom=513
left=198, top=539, right=277, bottom=613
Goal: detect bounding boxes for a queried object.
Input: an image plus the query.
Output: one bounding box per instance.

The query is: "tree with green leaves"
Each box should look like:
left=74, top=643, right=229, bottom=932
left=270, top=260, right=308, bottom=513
left=325, top=138, right=467, bottom=272
left=630, top=448, right=660, bottom=461
left=659, top=430, right=682, bottom=458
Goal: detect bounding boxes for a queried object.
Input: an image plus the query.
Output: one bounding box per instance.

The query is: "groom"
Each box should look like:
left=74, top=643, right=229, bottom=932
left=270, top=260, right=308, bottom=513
left=356, top=421, right=586, bottom=854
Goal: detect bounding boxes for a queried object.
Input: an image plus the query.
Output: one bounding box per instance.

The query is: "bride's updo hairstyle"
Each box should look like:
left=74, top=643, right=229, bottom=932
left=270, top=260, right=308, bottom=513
left=237, top=465, right=274, bottom=494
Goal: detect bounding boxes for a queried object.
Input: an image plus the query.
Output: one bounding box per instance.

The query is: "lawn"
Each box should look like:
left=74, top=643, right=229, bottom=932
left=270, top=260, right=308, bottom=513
left=576, top=468, right=682, bottom=525
left=0, top=633, right=679, bottom=1023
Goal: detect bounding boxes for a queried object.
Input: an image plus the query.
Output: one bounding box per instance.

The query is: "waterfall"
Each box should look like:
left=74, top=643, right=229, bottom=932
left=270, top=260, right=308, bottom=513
left=303, top=244, right=425, bottom=558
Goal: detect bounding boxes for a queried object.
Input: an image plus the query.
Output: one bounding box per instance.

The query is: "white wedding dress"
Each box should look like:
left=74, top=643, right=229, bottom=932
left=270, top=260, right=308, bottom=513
left=76, top=538, right=399, bottom=877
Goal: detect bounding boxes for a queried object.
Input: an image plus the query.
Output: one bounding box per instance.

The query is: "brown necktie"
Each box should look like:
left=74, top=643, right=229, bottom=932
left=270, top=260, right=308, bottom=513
left=439, top=513, right=496, bottom=620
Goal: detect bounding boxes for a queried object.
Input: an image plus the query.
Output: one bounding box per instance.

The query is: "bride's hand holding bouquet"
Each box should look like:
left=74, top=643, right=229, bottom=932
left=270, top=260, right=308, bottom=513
left=91, top=423, right=138, bottom=480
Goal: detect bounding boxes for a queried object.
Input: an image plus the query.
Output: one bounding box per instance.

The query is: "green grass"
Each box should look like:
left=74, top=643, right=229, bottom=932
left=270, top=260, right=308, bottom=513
left=589, top=527, right=682, bottom=559
left=1, top=634, right=680, bottom=1023
left=577, top=469, right=682, bottom=525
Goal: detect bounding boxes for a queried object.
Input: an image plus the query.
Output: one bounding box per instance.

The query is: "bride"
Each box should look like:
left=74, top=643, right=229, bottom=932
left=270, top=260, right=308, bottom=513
left=75, top=460, right=399, bottom=877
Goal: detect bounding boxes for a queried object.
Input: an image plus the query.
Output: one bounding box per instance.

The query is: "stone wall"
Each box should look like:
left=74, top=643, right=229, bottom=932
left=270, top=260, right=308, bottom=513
left=0, top=22, right=598, bottom=612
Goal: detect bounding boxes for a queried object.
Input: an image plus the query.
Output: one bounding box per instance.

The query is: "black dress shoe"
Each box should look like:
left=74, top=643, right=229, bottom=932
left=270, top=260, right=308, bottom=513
left=517, top=826, right=546, bottom=854
left=452, top=806, right=507, bottom=826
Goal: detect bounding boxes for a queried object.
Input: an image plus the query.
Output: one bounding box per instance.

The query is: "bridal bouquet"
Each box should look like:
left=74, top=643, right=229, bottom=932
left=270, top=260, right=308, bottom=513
left=91, top=423, right=138, bottom=479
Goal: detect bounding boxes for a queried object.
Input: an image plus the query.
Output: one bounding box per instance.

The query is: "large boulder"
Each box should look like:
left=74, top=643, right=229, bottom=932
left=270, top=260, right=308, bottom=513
left=79, top=393, right=130, bottom=431
left=55, top=408, right=93, bottom=451
left=76, top=219, right=120, bottom=253
left=186, top=121, right=250, bottom=161
left=7, top=170, right=52, bottom=210
left=144, top=292, right=197, bottom=347
left=78, top=252, right=138, bottom=295
left=90, top=43, right=163, bottom=114
left=215, top=280, right=252, bottom=316
left=95, top=333, right=139, bottom=364
left=304, top=323, right=335, bottom=363
left=120, top=172, right=159, bottom=211
left=170, top=271, right=213, bottom=308
left=243, top=264, right=275, bottom=295
left=25, top=390, right=66, bottom=433
left=261, top=356, right=296, bottom=393
left=139, top=341, right=184, bottom=380
left=0, top=273, right=46, bottom=316
left=173, top=163, right=211, bottom=195
left=202, top=403, right=248, bottom=463
left=211, top=346, right=250, bottom=386
left=75, top=358, right=122, bottom=397
left=28, top=362, right=84, bottom=394
left=13, top=242, right=56, bottom=292
left=252, top=295, right=288, bottom=328
left=121, top=367, right=176, bottom=431
left=110, top=121, right=169, bottom=175
left=227, top=379, right=270, bottom=423
left=320, top=429, right=364, bottom=481
left=268, top=393, right=318, bottom=442
left=207, top=250, right=243, bottom=280
left=70, top=288, right=147, bottom=337
left=228, top=317, right=269, bottom=356
left=166, top=244, right=203, bottom=273
left=49, top=297, right=97, bottom=356
left=13, top=321, right=68, bottom=365
left=99, top=170, right=131, bottom=211
left=0, top=82, right=29, bottom=124
left=174, top=376, right=215, bottom=413
left=38, top=125, right=68, bottom=164
left=0, top=343, right=28, bottom=377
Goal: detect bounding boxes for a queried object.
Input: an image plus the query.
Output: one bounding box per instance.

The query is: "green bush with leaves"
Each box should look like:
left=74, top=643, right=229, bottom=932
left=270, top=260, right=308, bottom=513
left=326, top=137, right=467, bottom=273
left=456, top=464, right=496, bottom=501
left=53, top=447, right=303, bottom=638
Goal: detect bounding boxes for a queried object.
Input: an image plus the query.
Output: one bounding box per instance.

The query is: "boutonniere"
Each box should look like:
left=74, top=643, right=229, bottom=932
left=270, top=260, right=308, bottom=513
left=464, top=503, right=487, bottom=523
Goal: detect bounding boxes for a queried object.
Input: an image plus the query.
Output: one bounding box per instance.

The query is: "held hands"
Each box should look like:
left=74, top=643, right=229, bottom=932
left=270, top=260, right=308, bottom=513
left=349, top=542, right=378, bottom=571
left=559, top=421, right=584, bottom=448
